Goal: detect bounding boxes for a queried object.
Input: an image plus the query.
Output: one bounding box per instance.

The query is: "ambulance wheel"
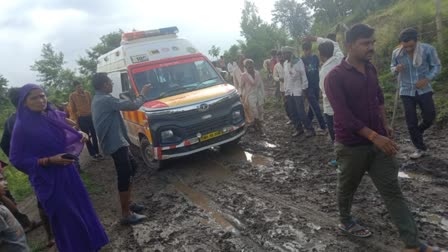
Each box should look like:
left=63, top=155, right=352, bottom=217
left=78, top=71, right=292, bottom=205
left=140, top=137, right=163, bottom=170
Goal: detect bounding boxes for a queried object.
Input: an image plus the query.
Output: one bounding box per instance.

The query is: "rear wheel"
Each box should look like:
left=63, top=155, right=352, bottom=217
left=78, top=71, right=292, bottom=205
left=140, top=137, right=163, bottom=170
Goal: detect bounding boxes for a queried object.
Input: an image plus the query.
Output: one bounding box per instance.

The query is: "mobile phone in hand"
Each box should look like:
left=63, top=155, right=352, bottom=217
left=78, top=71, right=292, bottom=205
left=61, top=153, right=78, bottom=160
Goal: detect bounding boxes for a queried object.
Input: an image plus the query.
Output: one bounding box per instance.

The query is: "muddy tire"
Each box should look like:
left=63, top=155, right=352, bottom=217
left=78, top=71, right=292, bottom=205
left=140, top=137, right=163, bottom=170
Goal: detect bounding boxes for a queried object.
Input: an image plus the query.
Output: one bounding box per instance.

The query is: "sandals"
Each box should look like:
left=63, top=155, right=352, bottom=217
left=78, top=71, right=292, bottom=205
left=338, top=221, right=372, bottom=238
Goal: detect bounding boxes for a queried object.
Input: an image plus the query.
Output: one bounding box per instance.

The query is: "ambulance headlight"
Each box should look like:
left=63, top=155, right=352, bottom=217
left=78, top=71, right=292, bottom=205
left=232, top=110, right=243, bottom=124
left=161, top=130, right=174, bottom=139
left=160, top=130, right=182, bottom=144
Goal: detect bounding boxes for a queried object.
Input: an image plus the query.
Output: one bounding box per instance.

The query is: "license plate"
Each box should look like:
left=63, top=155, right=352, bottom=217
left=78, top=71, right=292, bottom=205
left=200, top=130, right=223, bottom=141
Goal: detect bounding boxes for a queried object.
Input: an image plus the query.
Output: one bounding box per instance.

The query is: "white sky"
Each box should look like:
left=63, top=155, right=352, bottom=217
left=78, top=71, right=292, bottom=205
left=0, top=0, right=278, bottom=87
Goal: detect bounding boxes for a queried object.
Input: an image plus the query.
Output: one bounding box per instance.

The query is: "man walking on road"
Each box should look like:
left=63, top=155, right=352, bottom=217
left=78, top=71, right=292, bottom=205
left=302, top=41, right=327, bottom=135
left=92, top=73, right=150, bottom=225
left=325, top=23, right=438, bottom=252
left=282, top=46, right=315, bottom=138
left=69, top=80, right=103, bottom=160
left=391, top=28, right=441, bottom=159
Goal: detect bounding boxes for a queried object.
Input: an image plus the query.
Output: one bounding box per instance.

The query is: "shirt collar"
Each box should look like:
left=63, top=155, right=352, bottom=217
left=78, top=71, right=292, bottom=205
left=341, top=58, right=374, bottom=72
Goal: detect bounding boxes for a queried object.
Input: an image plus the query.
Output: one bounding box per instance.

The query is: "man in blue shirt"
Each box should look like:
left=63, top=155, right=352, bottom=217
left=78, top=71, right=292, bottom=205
left=302, top=42, right=327, bottom=135
left=391, top=28, right=441, bottom=159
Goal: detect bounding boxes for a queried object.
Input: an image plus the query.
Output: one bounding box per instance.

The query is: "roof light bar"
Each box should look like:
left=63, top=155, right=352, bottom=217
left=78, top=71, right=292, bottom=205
left=121, top=26, right=179, bottom=42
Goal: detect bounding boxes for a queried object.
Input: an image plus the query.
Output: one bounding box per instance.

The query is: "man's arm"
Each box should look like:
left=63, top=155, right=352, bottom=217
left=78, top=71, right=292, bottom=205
left=390, top=48, right=404, bottom=74
left=425, top=45, right=442, bottom=81
left=273, top=65, right=281, bottom=82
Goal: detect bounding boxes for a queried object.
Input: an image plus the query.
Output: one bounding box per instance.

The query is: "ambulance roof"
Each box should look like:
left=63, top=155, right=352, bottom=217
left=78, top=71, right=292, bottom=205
left=97, top=27, right=200, bottom=73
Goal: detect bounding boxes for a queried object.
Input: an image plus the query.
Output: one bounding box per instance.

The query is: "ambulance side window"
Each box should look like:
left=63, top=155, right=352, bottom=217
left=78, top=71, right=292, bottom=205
left=121, top=73, right=130, bottom=92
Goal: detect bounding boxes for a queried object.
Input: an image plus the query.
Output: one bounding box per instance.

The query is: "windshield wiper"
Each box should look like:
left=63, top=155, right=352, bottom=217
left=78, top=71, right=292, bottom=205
left=194, top=77, right=220, bottom=90
left=158, top=86, right=192, bottom=99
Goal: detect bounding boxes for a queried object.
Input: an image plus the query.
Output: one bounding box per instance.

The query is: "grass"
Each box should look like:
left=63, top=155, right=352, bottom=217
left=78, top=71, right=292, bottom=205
left=0, top=129, right=33, bottom=202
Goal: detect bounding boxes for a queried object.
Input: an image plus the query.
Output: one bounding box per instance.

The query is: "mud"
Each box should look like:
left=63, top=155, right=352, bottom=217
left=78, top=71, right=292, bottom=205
left=24, top=87, right=447, bottom=251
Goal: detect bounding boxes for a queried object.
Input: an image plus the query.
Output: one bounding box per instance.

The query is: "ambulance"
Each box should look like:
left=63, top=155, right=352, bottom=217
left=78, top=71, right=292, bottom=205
left=97, top=27, right=246, bottom=169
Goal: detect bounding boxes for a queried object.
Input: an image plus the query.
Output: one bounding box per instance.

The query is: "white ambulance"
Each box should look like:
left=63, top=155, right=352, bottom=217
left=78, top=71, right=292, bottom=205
left=97, top=27, right=246, bottom=169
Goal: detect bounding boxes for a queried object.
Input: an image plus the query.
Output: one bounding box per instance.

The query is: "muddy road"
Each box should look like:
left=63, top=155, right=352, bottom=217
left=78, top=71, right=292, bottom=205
left=25, top=100, right=448, bottom=251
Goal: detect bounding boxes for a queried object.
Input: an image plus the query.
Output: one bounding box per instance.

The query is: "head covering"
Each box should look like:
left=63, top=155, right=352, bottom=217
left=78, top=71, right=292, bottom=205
left=243, top=58, right=254, bottom=66
left=10, top=84, right=83, bottom=176
left=281, top=46, right=295, bottom=53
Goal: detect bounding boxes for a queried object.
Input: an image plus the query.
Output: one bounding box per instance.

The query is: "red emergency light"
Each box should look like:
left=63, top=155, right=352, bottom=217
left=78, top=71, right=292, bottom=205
left=122, top=27, right=179, bottom=43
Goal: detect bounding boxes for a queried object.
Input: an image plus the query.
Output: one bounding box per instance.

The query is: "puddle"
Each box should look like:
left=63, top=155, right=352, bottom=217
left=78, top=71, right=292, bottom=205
left=398, top=171, right=432, bottom=182
left=398, top=172, right=411, bottom=179
left=173, top=181, right=239, bottom=234
left=420, top=212, right=448, bottom=231
left=245, top=152, right=274, bottom=166
left=262, top=141, right=277, bottom=148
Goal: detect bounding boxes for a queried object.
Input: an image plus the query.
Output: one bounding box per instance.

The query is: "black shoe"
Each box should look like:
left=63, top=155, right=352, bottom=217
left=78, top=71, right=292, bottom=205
left=129, top=203, right=145, bottom=213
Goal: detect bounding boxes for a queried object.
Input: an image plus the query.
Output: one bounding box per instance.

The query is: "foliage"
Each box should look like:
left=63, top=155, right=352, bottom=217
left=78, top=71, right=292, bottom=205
left=272, top=0, right=311, bottom=39
left=238, top=1, right=290, bottom=68
left=77, top=30, right=123, bottom=77
left=208, top=45, right=221, bottom=60
left=0, top=75, right=8, bottom=103
left=30, top=43, right=65, bottom=88
left=30, top=43, right=77, bottom=97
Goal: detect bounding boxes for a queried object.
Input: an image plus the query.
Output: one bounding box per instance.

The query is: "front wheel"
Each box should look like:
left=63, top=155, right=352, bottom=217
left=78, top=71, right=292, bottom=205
left=140, top=137, right=163, bottom=170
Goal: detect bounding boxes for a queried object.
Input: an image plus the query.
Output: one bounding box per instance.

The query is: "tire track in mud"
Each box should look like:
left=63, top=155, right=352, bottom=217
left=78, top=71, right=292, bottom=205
left=155, top=150, right=399, bottom=252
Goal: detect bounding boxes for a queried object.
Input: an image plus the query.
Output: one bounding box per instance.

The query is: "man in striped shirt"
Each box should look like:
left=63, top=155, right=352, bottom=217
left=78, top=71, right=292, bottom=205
left=391, top=28, right=441, bottom=159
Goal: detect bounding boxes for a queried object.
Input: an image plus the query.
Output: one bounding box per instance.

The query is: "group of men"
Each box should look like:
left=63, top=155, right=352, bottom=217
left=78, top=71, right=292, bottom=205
left=223, top=23, right=442, bottom=251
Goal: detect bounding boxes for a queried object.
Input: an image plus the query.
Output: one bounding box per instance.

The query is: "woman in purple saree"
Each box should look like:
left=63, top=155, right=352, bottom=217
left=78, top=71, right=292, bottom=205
left=10, top=84, right=108, bottom=251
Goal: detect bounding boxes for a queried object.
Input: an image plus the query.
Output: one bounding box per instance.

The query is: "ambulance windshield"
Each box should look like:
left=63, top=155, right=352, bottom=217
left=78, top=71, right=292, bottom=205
left=133, top=59, right=224, bottom=100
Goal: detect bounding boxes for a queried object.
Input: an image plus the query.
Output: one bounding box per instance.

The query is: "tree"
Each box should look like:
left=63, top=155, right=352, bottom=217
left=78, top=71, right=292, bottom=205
left=238, top=1, right=290, bottom=68
left=222, top=44, right=241, bottom=64
left=208, top=45, right=221, bottom=60
left=30, top=43, right=65, bottom=88
left=305, top=0, right=395, bottom=26
left=272, top=0, right=311, bottom=38
left=77, top=30, right=123, bottom=76
left=240, top=1, right=264, bottom=40
left=0, top=75, right=8, bottom=104
left=30, top=43, right=78, bottom=98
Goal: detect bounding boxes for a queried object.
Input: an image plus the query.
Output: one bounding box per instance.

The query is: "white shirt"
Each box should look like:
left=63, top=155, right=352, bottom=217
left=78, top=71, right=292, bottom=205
left=283, top=58, right=308, bottom=96
left=319, top=55, right=343, bottom=115
left=317, top=37, right=344, bottom=58
left=272, top=62, right=285, bottom=92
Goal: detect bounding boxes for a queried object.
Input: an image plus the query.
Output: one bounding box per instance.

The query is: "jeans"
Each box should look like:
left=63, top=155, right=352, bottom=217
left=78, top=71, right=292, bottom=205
left=335, top=143, right=419, bottom=248
left=78, top=115, right=100, bottom=156
left=306, top=86, right=327, bottom=129
left=401, top=92, right=436, bottom=151
left=287, top=95, right=313, bottom=131
left=324, top=114, right=335, bottom=142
